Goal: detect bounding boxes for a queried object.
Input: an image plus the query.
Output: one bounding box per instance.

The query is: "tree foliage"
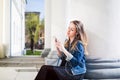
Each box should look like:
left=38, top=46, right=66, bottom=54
left=25, top=12, right=44, bottom=50
left=34, top=19, right=44, bottom=44
left=25, top=13, right=39, bottom=38
left=34, top=25, right=40, bottom=43
left=25, top=12, right=40, bottom=51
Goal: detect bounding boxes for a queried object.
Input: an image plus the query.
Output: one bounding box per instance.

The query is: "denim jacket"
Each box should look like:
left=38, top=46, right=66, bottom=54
left=59, top=40, right=86, bottom=75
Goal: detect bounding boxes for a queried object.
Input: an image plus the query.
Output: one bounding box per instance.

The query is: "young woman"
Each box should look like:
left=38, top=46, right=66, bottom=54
left=35, top=20, right=88, bottom=80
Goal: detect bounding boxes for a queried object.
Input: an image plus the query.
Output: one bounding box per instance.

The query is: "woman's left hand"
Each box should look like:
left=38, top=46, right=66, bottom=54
left=55, top=40, right=64, bottom=52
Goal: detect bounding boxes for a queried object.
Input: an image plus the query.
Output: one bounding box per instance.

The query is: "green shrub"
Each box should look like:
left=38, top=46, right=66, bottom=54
left=25, top=50, right=41, bottom=55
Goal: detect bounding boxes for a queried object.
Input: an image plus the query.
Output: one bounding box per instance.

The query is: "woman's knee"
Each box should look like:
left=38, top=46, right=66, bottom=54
left=40, top=65, right=53, bottom=70
left=40, top=65, right=48, bottom=70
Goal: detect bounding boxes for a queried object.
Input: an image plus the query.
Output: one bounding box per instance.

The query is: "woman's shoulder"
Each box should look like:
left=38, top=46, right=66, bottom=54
left=75, top=40, right=84, bottom=53
left=77, top=40, right=83, bottom=46
left=75, top=40, right=84, bottom=49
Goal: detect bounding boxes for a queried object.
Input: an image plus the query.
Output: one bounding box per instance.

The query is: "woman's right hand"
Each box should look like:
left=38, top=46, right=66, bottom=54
left=54, top=38, right=62, bottom=56
left=55, top=38, right=60, bottom=50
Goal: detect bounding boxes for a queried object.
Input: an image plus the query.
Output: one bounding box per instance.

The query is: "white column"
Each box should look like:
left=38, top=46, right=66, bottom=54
left=3, top=0, right=11, bottom=57
left=45, top=0, right=67, bottom=65
left=10, top=0, right=26, bottom=56
left=45, top=0, right=51, bottom=49
left=0, top=0, right=3, bottom=43
left=41, top=0, right=52, bottom=58
left=50, top=0, right=66, bottom=50
left=21, top=0, right=26, bottom=55
left=0, top=0, right=4, bottom=58
left=0, top=0, right=11, bottom=58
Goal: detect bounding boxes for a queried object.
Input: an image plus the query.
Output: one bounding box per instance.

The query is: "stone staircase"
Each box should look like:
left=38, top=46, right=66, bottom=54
left=0, top=56, right=45, bottom=80
left=0, top=56, right=45, bottom=68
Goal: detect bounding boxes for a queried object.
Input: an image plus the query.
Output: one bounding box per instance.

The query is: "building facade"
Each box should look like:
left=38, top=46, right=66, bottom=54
left=0, top=0, right=27, bottom=57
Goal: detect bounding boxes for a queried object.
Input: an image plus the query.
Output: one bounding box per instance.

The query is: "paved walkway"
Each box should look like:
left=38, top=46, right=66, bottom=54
left=0, top=56, right=45, bottom=80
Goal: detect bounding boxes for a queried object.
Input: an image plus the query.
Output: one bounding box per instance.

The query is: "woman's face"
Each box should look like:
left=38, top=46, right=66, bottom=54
left=67, top=22, right=77, bottom=38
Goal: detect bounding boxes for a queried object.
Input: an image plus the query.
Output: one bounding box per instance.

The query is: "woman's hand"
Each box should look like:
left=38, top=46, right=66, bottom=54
left=54, top=38, right=73, bottom=61
left=54, top=38, right=63, bottom=56
left=55, top=39, right=64, bottom=52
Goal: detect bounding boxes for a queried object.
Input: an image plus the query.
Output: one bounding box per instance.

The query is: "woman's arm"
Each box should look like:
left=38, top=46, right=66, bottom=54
left=55, top=39, right=73, bottom=59
left=69, top=41, right=85, bottom=68
left=59, top=41, right=85, bottom=68
left=55, top=39, right=85, bottom=68
left=54, top=38, right=66, bottom=59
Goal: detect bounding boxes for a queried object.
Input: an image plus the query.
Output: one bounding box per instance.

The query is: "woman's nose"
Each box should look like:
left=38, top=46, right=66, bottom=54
left=67, top=29, right=70, bottom=32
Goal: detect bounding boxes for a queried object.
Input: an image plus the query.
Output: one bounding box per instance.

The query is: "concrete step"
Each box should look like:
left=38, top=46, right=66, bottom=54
left=0, top=56, right=45, bottom=67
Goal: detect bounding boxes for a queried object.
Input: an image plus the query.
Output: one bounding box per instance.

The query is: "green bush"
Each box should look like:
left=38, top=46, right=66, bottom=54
left=25, top=50, right=41, bottom=55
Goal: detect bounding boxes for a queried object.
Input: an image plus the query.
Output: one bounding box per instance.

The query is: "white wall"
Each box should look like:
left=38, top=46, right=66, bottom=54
left=0, top=0, right=3, bottom=44
left=45, top=0, right=51, bottom=48
left=11, top=0, right=26, bottom=56
left=21, top=0, right=26, bottom=54
left=68, top=0, right=120, bottom=59
left=68, top=0, right=108, bottom=58
left=45, top=0, right=67, bottom=50
left=45, top=0, right=120, bottom=59
left=11, top=0, right=22, bottom=56
left=107, top=0, right=120, bottom=59
left=0, top=0, right=11, bottom=57
left=51, top=0, right=67, bottom=50
left=0, top=0, right=26, bottom=57
left=3, top=0, right=11, bottom=57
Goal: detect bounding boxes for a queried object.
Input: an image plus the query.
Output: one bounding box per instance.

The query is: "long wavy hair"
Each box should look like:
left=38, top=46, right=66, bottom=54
left=64, top=20, right=88, bottom=55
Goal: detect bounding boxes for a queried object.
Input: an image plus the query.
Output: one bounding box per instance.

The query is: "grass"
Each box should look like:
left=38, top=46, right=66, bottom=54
left=25, top=50, right=42, bottom=55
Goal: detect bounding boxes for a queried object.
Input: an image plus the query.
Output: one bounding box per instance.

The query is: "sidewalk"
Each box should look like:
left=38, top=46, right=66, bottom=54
left=0, top=56, right=44, bottom=80
left=0, top=67, right=38, bottom=80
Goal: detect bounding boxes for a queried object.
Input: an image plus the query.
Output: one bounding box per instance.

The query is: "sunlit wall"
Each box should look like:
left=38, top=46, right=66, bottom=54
left=45, top=0, right=120, bottom=59
left=67, top=0, right=120, bottom=59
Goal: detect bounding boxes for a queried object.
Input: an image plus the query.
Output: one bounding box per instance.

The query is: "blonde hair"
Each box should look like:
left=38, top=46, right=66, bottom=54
left=64, top=20, right=88, bottom=55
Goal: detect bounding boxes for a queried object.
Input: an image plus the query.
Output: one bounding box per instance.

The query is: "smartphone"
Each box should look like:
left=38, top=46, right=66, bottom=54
left=55, top=37, right=57, bottom=42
